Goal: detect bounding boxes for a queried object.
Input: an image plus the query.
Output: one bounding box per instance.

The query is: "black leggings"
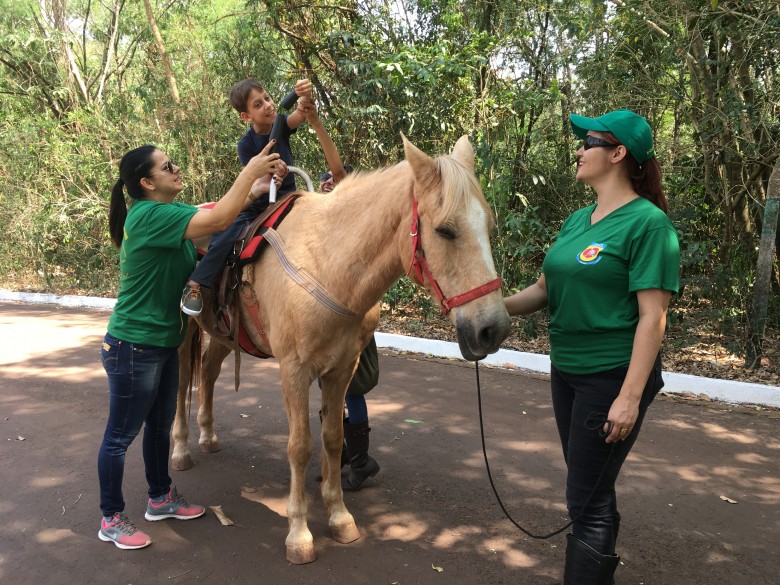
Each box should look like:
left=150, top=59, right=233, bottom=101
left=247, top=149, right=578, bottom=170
left=551, top=356, right=662, bottom=554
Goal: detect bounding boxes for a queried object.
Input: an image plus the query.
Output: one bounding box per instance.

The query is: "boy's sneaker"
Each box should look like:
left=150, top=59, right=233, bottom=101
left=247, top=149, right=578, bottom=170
left=98, top=512, right=152, bottom=550
left=145, top=487, right=205, bottom=521
left=180, top=284, right=202, bottom=316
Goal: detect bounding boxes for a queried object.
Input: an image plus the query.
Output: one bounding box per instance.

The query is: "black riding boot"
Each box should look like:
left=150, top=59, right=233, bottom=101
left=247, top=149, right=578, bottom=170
left=610, top=513, right=621, bottom=585
left=563, top=534, right=620, bottom=585
left=315, top=410, right=348, bottom=482
left=342, top=420, right=380, bottom=491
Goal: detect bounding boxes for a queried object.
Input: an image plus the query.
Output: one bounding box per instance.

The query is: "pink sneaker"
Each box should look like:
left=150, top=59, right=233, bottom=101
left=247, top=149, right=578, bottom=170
left=145, top=487, right=205, bottom=521
left=98, top=512, right=152, bottom=550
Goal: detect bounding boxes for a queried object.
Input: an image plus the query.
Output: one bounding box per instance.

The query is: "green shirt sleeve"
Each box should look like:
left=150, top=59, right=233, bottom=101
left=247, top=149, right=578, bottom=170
left=143, top=201, right=198, bottom=249
left=628, top=222, right=680, bottom=294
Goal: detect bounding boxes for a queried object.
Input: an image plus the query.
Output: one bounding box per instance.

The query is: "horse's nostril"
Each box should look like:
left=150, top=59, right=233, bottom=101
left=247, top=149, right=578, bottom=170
left=478, top=318, right=511, bottom=351
left=479, top=326, right=499, bottom=350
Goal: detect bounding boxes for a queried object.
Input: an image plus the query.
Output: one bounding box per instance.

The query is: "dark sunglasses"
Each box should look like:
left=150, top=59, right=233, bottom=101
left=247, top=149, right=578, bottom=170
left=583, top=135, right=618, bottom=150
left=149, top=160, right=176, bottom=178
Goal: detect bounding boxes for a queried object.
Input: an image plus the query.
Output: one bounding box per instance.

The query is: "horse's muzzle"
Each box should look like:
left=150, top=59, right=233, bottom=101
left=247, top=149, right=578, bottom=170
left=455, top=311, right=511, bottom=362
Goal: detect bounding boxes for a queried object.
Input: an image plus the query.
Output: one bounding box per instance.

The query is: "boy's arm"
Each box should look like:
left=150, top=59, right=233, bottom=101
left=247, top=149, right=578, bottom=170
left=286, top=79, right=313, bottom=130
left=306, top=106, right=347, bottom=184
left=237, top=138, right=252, bottom=167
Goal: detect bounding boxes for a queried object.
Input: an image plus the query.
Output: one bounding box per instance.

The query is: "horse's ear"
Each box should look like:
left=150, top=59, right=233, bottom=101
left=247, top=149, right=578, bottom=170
left=401, top=133, right=437, bottom=188
left=451, top=135, right=474, bottom=170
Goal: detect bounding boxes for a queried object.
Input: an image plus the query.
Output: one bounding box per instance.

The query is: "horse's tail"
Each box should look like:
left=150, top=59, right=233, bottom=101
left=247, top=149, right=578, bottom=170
left=186, top=321, right=202, bottom=422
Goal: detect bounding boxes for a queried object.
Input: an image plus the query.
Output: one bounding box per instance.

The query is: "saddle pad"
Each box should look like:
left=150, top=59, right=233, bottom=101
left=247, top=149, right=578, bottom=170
left=213, top=195, right=299, bottom=359
left=192, top=195, right=298, bottom=259
left=238, top=194, right=298, bottom=265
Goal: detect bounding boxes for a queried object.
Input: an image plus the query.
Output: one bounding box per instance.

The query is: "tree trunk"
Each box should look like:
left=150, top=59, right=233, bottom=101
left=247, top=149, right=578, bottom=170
left=96, top=0, right=123, bottom=104
left=141, top=0, right=182, bottom=111
left=745, top=157, right=780, bottom=368
left=40, top=0, right=90, bottom=105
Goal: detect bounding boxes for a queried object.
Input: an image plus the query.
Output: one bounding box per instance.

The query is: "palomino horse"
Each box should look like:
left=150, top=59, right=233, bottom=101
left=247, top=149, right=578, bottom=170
left=171, top=135, right=511, bottom=564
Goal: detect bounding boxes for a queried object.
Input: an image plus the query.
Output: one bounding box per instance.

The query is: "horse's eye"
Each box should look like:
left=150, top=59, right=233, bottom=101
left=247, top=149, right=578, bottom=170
left=435, top=226, right=456, bottom=240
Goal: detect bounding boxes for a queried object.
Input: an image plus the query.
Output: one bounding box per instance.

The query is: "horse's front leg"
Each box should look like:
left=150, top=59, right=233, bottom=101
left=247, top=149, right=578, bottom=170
left=320, top=365, right=361, bottom=545
left=280, top=363, right=317, bottom=564
left=172, top=319, right=199, bottom=471
left=197, top=340, right=232, bottom=453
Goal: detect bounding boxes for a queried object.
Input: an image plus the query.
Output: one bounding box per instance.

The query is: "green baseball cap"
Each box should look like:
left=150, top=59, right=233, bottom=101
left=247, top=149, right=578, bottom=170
left=570, top=109, right=655, bottom=165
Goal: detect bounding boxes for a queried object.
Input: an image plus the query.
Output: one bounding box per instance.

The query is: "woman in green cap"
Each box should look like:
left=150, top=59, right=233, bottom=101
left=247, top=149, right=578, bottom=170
left=504, top=109, right=679, bottom=584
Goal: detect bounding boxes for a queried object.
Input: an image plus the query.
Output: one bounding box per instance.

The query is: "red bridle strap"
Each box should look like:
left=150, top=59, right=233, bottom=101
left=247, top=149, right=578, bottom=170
left=406, top=196, right=503, bottom=315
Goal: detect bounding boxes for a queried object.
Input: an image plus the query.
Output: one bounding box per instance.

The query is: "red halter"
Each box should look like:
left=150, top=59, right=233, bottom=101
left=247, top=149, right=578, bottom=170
left=406, top=196, right=503, bottom=315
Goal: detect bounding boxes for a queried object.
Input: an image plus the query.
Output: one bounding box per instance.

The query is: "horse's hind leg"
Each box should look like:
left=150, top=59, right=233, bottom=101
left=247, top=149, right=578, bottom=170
left=172, top=319, right=199, bottom=471
left=197, top=339, right=232, bottom=453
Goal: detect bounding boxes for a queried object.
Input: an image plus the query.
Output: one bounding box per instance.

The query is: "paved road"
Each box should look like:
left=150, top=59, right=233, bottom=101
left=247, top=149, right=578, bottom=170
left=1, top=302, right=778, bottom=585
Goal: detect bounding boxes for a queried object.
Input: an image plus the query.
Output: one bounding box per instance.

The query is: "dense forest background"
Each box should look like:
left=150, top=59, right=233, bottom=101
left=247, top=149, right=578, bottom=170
left=0, top=0, right=778, bottom=374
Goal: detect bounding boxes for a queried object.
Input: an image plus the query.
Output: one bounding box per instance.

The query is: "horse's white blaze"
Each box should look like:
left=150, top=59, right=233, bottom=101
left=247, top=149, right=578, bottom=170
left=467, top=197, right=496, bottom=272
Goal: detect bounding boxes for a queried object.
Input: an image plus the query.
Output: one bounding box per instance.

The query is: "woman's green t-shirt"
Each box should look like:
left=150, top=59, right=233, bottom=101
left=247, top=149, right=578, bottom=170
left=108, top=199, right=198, bottom=347
left=542, top=197, right=679, bottom=374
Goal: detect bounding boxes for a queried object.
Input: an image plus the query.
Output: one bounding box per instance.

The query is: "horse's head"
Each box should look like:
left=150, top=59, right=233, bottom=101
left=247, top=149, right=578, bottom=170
left=402, top=134, right=511, bottom=361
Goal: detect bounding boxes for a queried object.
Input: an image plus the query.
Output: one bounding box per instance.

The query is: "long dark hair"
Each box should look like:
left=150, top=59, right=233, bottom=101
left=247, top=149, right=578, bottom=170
left=604, top=133, right=668, bottom=213
left=626, top=157, right=667, bottom=213
left=109, top=145, right=157, bottom=248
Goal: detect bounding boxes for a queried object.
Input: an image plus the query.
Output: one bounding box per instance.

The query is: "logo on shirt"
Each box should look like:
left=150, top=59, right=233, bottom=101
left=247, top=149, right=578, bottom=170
left=577, top=243, right=606, bottom=265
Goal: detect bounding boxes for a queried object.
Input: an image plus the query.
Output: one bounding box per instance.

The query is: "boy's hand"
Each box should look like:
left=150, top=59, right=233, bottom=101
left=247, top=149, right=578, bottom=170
left=298, top=101, right=318, bottom=123
left=294, top=79, right=312, bottom=100
left=274, top=160, right=289, bottom=181
left=246, top=140, right=280, bottom=178
left=250, top=176, right=272, bottom=197
left=304, top=108, right=319, bottom=123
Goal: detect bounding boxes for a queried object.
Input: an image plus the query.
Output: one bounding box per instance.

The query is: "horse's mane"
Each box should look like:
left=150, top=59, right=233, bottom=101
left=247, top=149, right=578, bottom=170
left=322, top=151, right=494, bottom=230
left=436, top=155, right=495, bottom=229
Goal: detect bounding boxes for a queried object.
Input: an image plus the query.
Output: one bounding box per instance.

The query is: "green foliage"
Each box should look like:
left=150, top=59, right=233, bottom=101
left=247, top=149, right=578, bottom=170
left=0, top=0, right=777, bottom=362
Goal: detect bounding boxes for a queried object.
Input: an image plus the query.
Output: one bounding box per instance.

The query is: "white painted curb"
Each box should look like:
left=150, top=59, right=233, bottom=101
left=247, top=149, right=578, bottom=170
left=3, top=290, right=779, bottom=409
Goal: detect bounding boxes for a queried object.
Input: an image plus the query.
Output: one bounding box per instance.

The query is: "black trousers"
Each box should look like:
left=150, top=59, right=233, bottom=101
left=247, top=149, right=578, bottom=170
left=551, top=355, right=663, bottom=555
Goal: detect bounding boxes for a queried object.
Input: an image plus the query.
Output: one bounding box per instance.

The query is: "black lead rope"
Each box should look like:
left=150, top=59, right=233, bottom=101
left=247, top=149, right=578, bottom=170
left=475, top=361, right=617, bottom=539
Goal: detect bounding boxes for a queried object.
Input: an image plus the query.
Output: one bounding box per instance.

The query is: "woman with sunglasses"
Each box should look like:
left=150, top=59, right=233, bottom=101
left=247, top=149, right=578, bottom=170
left=98, top=142, right=280, bottom=550
left=504, top=110, right=679, bottom=584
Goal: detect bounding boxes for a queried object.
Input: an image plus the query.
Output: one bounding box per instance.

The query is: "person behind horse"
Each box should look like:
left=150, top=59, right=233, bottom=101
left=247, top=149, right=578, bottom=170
left=100, top=142, right=280, bottom=549
left=180, top=77, right=313, bottom=315
left=503, top=110, right=679, bottom=584
left=306, top=104, right=380, bottom=491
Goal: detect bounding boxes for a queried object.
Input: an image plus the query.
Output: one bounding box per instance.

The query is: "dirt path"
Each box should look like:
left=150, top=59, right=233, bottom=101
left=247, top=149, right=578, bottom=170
left=1, top=302, right=778, bottom=585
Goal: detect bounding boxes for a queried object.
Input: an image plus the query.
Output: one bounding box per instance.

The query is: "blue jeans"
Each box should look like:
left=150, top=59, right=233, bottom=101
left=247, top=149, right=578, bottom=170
left=345, top=393, right=368, bottom=424
left=98, top=332, right=179, bottom=517
left=551, top=355, right=663, bottom=554
left=189, top=208, right=265, bottom=289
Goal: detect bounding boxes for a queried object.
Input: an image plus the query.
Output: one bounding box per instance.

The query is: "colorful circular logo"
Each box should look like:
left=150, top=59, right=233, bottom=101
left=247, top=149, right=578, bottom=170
left=577, top=243, right=605, bottom=264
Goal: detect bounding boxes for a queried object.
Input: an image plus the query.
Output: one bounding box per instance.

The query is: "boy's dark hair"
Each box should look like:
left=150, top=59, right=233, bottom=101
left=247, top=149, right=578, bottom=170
left=229, top=78, right=265, bottom=114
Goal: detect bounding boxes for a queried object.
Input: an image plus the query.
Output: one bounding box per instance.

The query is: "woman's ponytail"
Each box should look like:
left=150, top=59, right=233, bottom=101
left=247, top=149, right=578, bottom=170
left=109, top=179, right=128, bottom=248
left=108, top=145, right=157, bottom=248
left=627, top=157, right=668, bottom=214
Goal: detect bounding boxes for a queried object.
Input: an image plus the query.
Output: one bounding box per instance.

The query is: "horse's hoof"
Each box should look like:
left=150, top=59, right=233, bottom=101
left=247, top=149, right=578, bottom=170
left=286, top=543, right=317, bottom=565
left=199, top=441, right=222, bottom=454
left=331, top=520, right=361, bottom=544
left=171, top=454, right=194, bottom=471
